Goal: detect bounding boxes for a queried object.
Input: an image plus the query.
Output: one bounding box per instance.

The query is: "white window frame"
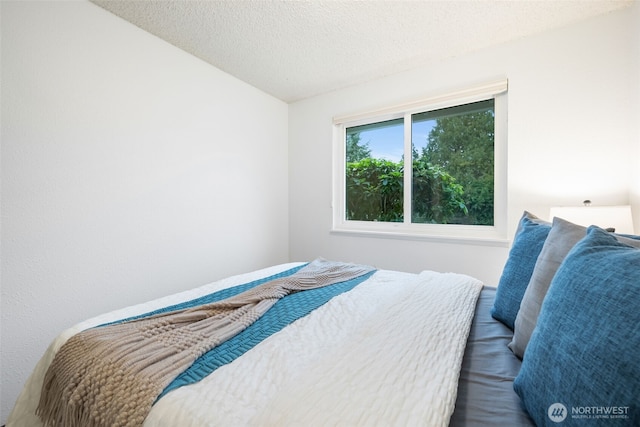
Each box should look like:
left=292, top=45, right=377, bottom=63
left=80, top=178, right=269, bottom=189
left=331, top=79, right=508, bottom=246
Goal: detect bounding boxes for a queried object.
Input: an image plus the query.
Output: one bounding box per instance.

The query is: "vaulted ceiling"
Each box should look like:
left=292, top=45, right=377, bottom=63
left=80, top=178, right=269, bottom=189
left=91, top=0, right=633, bottom=102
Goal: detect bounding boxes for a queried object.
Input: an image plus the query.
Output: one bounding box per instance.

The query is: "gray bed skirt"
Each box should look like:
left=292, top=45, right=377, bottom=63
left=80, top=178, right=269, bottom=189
left=449, top=287, right=535, bottom=426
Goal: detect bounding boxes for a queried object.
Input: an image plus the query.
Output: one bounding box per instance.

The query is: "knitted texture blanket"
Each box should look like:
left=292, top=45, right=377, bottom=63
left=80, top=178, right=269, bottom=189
left=36, top=259, right=374, bottom=427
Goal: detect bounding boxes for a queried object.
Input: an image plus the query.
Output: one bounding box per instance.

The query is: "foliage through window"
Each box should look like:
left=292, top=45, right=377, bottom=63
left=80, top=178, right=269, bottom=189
left=344, top=99, right=495, bottom=226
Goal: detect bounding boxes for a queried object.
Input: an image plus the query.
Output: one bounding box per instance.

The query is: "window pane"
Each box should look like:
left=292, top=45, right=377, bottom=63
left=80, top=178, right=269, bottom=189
left=345, top=118, right=404, bottom=222
left=411, top=99, right=494, bottom=225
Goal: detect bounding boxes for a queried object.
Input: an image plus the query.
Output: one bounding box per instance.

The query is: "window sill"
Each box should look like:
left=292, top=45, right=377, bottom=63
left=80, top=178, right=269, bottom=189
left=330, top=226, right=510, bottom=247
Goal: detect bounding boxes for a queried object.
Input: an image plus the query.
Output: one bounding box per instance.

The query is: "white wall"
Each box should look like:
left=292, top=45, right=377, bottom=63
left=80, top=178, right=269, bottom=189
left=0, top=1, right=289, bottom=422
left=289, top=5, right=639, bottom=284
left=631, top=2, right=640, bottom=229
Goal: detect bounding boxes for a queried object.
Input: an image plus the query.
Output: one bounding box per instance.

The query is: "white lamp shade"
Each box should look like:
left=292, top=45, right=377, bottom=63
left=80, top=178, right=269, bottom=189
left=549, top=205, right=635, bottom=234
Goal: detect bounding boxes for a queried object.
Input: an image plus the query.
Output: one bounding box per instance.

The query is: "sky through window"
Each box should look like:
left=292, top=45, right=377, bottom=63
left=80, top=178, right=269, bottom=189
left=358, top=120, right=435, bottom=162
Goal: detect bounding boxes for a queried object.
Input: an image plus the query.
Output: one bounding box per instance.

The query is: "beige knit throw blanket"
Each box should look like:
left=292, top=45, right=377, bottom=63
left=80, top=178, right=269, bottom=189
left=37, top=259, right=374, bottom=427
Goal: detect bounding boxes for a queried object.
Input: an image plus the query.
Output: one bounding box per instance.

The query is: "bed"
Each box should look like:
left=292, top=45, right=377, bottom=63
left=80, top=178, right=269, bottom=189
left=7, top=213, right=640, bottom=427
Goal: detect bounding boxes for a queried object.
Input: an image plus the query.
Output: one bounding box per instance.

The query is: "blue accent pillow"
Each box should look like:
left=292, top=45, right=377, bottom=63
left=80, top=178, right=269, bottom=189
left=514, top=226, right=640, bottom=426
left=491, top=211, right=551, bottom=329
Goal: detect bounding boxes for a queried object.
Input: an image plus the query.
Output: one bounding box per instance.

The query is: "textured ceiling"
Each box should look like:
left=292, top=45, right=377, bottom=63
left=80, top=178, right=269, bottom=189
left=91, top=0, right=633, bottom=103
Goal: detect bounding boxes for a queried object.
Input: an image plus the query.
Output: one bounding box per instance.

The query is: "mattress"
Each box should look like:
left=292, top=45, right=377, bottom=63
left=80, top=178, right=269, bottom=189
left=8, top=262, right=533, bottom=426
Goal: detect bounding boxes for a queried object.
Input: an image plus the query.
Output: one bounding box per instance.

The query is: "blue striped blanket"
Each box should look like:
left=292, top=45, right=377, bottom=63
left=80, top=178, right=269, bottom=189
left=108, top=263, right=376, bottom=400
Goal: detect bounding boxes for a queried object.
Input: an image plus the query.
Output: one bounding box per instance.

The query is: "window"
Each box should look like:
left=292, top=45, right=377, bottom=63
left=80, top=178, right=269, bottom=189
left=333, top=80, right=508, bottom=243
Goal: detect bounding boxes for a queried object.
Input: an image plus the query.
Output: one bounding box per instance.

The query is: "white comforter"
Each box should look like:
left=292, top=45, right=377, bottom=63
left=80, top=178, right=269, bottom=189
left=8, top=263, right=483, bottom=427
